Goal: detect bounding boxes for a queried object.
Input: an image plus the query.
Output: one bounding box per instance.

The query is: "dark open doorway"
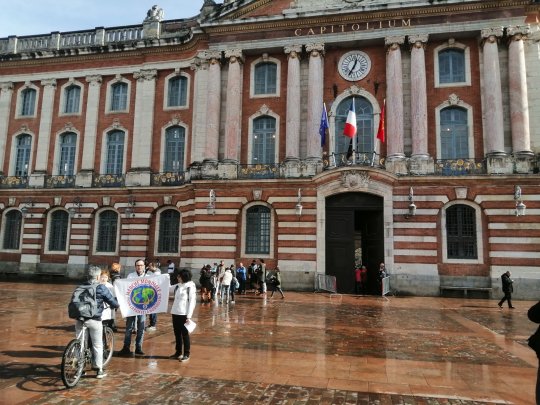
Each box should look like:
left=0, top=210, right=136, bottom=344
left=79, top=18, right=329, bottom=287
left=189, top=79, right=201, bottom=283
left=325, top=192, right=384, bottom=294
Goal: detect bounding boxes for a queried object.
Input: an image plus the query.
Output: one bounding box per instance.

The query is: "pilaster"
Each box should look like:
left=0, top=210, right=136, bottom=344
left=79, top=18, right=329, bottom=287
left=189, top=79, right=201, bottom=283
left=306, top=43, right=325, bottom=161
left=223, top=49, right=243, bottom=163
left=285, top=45, right=302, bottom=161
left=0, top=82, right=14, bottom=174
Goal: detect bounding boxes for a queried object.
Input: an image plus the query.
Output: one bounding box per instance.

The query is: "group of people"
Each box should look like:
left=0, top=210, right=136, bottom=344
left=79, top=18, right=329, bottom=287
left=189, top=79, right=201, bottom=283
left=354, top=262, right=388, bottom=295
left=198, top=259, right=285, bottom=303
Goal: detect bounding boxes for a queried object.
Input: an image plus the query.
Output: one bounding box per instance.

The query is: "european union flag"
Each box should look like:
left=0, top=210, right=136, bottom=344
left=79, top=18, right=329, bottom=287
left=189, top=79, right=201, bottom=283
left=319, top=102, right=329, bottom=147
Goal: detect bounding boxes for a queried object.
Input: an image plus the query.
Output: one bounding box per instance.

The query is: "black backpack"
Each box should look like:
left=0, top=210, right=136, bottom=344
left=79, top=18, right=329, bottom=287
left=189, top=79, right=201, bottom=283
left=68, top=284, right=99, bottom=320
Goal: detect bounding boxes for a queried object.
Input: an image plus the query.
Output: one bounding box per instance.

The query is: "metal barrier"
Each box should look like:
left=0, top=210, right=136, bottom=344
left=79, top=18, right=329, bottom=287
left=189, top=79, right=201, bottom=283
left=381, top=276, right=391, bottom=297
left=315, top=273, right=337, bottom=293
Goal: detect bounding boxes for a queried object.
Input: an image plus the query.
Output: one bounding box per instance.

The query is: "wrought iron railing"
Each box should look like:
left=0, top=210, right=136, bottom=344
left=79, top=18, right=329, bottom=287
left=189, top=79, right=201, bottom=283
left=151, top=172, right=187, bottom=186
left=0, top=176, right=28, bottom=189
left=434, top=159, right=486, bottom=176
left=323, top=151, right=382, bottom=169
left=92, top=174, right=125, bottom=188
left=45, top=175, right=76, bottom=188
left=237, top=164, right=279, bottom=179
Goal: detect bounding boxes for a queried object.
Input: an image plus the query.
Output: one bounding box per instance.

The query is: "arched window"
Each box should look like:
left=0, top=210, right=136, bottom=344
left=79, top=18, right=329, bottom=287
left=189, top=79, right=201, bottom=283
left=96, top=210, right=118, bottom=253
left=14, top=134, right=31, bottom=176
left=110, top=82, right=128, bottom=111
left=3, top=210, right=22, bottom=250
left=438, top=49, right=465, bottom=84
left=440, top=107, right=468, bottom=159
left=254, top=62, right=277, bottom=95
left=48, top=210, right=69, bottom=251
left=158, top=209, right=180, bottom=253
left=245, top=205, right=271, bottom=254
left=335, top=97, right=373, bottom=155
left=58, top=132, right=77, bottom=175
left=105, top=130, right=125, bottom=175
left=446, top=204, right=477, bottom=259
left=252, top=116, right=276, bottom=164
left=164, top=126, right=185, bottom=172
left=64, top=85, right=81, bottom=114
left=20, top=88, right=36, bottom=116
left=167, top=76, right=188, bottom=107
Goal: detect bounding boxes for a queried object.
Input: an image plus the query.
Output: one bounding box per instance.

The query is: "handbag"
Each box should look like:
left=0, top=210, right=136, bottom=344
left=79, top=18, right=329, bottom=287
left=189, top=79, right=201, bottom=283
left=528, top=326, right=540, bottom=353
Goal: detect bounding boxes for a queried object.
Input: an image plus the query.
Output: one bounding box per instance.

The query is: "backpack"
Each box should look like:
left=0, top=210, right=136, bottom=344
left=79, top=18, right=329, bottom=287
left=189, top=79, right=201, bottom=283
left=68, top=284, right=99, bottom=320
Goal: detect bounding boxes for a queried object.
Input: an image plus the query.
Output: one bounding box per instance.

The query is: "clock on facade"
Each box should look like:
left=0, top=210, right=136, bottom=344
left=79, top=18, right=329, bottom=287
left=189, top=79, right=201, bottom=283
left=338, top=51, right=371, bottom=81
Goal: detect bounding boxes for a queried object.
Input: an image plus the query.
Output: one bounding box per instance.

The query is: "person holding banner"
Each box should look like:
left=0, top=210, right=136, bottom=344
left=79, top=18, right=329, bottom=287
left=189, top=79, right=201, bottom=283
left=169, top=269, right=197, bottom=362
left=118, top=259, right=147, bottom=356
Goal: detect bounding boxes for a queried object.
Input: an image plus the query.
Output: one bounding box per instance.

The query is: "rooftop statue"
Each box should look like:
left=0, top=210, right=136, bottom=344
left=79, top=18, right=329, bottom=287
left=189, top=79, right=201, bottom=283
left=144, top=5, right=164, bottom=22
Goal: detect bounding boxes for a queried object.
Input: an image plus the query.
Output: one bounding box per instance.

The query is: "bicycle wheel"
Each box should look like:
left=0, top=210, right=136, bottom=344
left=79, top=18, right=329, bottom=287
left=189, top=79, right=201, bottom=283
left=61, top=339, right=85, bottom=388
left=102, top=326, right=115, bottom=367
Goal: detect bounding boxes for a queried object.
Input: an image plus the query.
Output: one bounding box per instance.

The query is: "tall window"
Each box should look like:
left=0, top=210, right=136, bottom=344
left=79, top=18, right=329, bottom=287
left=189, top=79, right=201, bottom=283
left=158, top=209, right=180, bottom=253
left=335, top=97, right=373, bottom=155
left=96, top=210, right=118, bottom=253
left=3, top=210, right=22, bottom=250
left=48, top=210, right=69, bottom=251
left=167, top=76, right=188, bottom=107
left=105, top=130, right=124, bottom=175
left=64, top=85, right=81, bottom=114
left=254, top=62, right=277, bottom=95
left=446, top=204, right=477, bottom=259
left=439, top=49, right=465, bottom=84
left=440, top=107, right=468, bottom=159
left=58, top=132, right=77, bottom=175
left=245, top=205, right=271, bottom=254
left=14, top=134, right=32, bottom=176
left=20, top=88, right=36, bottom=116
left=164, top=126, right=185, bottom=172
left=110, top=82, right=128, bottom=111
left=252, top=116, right=276, bottom=164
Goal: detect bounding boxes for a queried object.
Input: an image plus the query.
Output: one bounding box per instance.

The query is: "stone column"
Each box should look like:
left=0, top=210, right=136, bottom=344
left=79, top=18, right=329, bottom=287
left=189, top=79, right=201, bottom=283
left=0, top=82, right=13, bottom=174
left=285, top=45, right=302, bottom=161
left=223, top=49, right=243, bottom=163
left=385, top=36, right=406, bottom=174
left=507, top=26, right=532, bottom=158
left=190, top=56, right=209, bottom=164
left=204, top=51, right=222, bottom=164
left=76, top=75, right=102, bottom=187
left=128, top=69, right=157, bottom=186
left=409, top=34, right=433, bottom=175
left=31, top=79, right=57, bottom=187
left=306, top=43, right=324, bottom=163
left=481, top=28, right=505, bottom=156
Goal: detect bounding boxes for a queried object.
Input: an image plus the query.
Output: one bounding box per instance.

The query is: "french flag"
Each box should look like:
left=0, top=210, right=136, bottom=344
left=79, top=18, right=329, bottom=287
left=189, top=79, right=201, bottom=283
left=343, top=101, right=356, bottom=139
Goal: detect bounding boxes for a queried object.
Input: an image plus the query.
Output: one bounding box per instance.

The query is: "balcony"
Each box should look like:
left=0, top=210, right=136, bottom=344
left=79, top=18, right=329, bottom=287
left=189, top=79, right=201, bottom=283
left=151, top=172, right=187, bottom=186
left=237, top=164, right=280, bottom=179
left=45, top=175, right=76, bottom=188
left=0, top=176, right=28, bottom=189
left=92, top=174, right=125, bottom=188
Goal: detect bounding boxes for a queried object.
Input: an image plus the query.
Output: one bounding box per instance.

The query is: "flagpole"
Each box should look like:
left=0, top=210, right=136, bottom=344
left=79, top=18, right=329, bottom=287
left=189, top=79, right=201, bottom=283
left=352, top=98, right=356, bottom=164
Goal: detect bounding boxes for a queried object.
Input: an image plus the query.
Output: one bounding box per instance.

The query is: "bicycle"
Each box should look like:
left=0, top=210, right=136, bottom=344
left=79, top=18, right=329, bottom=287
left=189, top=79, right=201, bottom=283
left=61, top=321, right=115, bottom=388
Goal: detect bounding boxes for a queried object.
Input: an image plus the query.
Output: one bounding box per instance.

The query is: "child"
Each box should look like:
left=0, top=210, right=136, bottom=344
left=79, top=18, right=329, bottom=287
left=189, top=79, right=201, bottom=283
left=100, top=269, right=117, bottom=331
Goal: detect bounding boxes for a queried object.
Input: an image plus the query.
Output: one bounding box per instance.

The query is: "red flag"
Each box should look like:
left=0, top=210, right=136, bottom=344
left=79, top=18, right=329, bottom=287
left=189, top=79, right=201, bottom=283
left=343, top=101, right=356, bottom=139
left=376, top=100, right=385, bottom=143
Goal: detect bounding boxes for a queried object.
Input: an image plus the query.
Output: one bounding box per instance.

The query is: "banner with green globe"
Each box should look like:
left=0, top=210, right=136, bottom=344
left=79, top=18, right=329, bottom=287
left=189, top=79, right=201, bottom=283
left=114, top=274, right=170, bottom=317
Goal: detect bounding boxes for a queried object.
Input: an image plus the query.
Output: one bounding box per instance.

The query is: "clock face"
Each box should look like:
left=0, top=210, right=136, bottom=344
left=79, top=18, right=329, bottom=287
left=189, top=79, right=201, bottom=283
left=338, top=51, right=371, bottom=81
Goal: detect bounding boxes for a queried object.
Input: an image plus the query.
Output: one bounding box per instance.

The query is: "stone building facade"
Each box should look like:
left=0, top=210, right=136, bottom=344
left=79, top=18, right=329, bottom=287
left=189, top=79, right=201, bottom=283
left=0, top=0, right=539, bottom=298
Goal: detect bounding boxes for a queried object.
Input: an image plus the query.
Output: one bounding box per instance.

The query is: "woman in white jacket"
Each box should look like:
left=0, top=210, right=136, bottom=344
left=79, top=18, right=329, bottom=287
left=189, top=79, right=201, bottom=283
left=169, top=269, right=196, bottom=362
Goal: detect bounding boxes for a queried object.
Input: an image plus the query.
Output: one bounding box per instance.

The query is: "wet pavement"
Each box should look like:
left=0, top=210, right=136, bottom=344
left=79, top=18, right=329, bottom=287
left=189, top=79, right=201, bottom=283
left=0, top=280, right=537, bottom=404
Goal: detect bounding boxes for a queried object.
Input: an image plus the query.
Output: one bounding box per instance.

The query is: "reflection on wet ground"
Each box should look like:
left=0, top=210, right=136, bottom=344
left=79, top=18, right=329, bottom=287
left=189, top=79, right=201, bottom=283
left=0, top=281, right=537, bottom=404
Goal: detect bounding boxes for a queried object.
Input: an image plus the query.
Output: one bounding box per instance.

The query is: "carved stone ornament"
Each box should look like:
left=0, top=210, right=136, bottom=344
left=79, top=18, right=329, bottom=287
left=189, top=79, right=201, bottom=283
left=284, top=44, right=302, bottom=58
left=134, top=69, right=158, bottom=82
left=385, top=36, right=405, bottom=46
left=346, top=85, right=365, bottom=96
left=163, top=195, right=172, bottom=205
left=306, top=43, right=325, bottom=56
left=341, top=171, right=370, bottom=189
left=0, top=82, right=14, bottom=93
left=447, top=93, right=460, bottom=106
left=481, top=27, right=504, bottom=39
left=8, top=197, right=15, bottom=207
left=253, top=189, right=262, bottom=200
left=167, top=115, right=185, bottom=127
left=455, top=187, right=468, bottom=200
left=64, top=122, right=75, bottom=131
left=54, top=197, right=62, bottom=206
left=85, top=75, right=102, bottom=86
left=102, top=196, right=111, bottom=206
left=111, top=119, right=122, bottom=129
left=144, top=5, right=164, bottom=22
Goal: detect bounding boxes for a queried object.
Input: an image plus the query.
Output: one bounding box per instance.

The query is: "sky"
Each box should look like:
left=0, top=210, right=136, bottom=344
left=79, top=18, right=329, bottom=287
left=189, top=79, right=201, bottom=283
left=0, top=0, right=211, bottom=38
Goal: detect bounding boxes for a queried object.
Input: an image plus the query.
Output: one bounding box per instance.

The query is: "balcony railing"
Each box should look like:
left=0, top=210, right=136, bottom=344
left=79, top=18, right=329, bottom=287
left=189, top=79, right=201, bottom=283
left=434, top=159, right=486, bottom=176
left=92, top=174, right=125, bottom=188
left=151, top=172, right=187, bottom=186
left=237, top=164, right=279, bottom=179
left=0, top=176, right=28, bottom=189
left=323, top=151, right=382, bottom=169
left=45, top=175, right=76, bottom=188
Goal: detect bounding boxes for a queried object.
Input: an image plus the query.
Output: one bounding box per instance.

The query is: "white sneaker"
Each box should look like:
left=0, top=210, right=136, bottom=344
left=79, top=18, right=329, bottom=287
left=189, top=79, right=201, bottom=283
left=96, top=370, right=107, bottom=379
left=147, top=326, right=157, bottom=331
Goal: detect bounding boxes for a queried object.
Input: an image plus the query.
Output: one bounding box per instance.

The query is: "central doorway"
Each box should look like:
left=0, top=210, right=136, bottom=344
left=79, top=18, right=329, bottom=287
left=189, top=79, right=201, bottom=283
left=325, top=192, right=384, bottom=294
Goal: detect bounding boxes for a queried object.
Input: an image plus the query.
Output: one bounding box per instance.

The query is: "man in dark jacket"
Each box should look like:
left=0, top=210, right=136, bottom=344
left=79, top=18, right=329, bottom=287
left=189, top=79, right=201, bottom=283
left=73, top=265, right=119, bottom=379
left=528, top=302, right=540, bottom=404
left=497, top=271, right=514, bottom=309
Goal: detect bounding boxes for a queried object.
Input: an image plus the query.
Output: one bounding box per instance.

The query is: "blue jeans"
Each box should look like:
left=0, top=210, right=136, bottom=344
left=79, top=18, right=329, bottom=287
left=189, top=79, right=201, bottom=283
left=149, top=313, right=157, bottom=327
left=123, top=315, right=145, bottom=351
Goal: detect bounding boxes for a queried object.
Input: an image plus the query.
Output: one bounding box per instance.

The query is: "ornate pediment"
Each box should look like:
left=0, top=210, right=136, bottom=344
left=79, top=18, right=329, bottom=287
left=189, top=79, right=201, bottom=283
left=341, top=170, right=370, bottom=189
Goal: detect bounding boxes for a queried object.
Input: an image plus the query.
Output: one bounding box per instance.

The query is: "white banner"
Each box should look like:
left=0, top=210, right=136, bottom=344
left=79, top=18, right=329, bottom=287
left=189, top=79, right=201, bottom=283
left=114, top=274, right=170, bottom=318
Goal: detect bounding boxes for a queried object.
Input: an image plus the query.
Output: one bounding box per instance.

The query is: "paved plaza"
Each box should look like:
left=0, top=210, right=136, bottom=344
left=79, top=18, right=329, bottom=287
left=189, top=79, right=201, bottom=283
left=0, top=280, right=537, bottom=404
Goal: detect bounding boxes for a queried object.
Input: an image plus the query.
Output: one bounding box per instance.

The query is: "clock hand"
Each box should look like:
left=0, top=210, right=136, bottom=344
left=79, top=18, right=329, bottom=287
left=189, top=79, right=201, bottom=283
left=349, top=57, right=359, bottom=75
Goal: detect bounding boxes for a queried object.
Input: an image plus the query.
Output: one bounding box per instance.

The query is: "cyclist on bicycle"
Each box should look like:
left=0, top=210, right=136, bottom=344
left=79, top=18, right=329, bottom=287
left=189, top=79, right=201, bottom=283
left=74, top=265, right=119, bottom=379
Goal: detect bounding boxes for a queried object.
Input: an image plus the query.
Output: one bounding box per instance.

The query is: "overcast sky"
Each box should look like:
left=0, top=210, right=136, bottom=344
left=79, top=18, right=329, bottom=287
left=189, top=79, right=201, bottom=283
left=0, top=0, right=210, bottom=38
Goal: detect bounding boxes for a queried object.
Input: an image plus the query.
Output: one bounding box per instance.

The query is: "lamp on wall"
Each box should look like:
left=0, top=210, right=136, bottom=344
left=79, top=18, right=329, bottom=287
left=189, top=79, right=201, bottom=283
left=125, top=195, right=136, bottom=218
left=514, top=185, right=526, bottom=216
left=405, top=187, right=416, bottom=219
left=68, top=197, right=83, bottom=218
left=21, top=199, right=34, bottom=218
left=295, top=188, right=303, bottom=217
left=207, top=189, right=216, bottom=215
